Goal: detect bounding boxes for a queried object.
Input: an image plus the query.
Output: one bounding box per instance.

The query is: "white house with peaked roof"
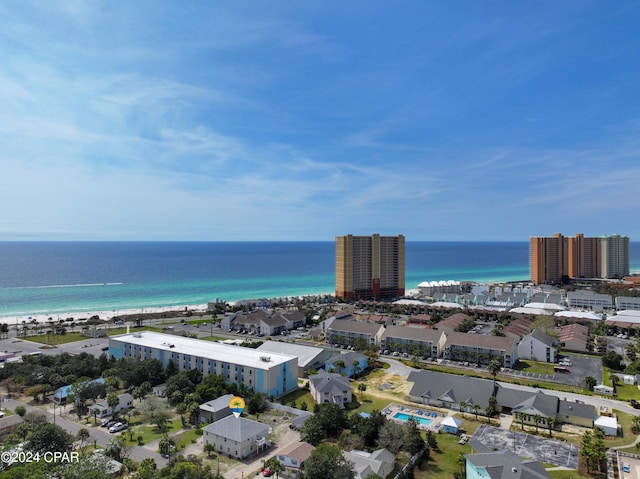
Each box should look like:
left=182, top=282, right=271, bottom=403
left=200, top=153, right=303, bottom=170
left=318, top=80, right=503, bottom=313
left=517, top=329, right=557, bottom=363
left=88, top=393, right=134, bottom=418
left=309, top=371, right=352, bottom=408
left=203, top=415, right=270, bottom=459
left=275, top=441, right=315, bottom=478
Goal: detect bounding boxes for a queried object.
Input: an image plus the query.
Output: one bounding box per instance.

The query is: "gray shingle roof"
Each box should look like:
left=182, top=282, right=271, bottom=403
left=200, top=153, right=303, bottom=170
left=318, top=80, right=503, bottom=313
left=203, top=415, right=269, bottom=442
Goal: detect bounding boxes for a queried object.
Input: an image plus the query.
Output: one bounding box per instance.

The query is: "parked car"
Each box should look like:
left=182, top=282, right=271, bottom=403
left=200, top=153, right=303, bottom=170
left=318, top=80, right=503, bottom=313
left=101, top=419, right=116, bottom=428
left=263, top=468, right=272, bottom=477
left=109, top=422, right=128, bottom=433
left=630, top=399, right=640, bottom=409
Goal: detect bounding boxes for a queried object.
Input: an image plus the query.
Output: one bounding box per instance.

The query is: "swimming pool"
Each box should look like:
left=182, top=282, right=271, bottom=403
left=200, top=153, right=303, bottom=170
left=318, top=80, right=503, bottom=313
left=393, top=412, right=433, bottom=426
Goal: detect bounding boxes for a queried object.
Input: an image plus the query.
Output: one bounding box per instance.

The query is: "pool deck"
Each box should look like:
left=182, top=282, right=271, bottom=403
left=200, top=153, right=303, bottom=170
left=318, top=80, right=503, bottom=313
left=382, top=402, right=448, bottom=432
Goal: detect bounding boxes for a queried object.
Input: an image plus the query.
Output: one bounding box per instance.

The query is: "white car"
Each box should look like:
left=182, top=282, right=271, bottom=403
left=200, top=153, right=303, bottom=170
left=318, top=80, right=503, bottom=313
left=109, top=422, right=127, bottom=433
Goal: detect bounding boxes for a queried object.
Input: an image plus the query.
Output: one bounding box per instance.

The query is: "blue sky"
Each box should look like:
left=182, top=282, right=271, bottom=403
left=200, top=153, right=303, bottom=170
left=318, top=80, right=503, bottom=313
left=1, top=1, right=639, bottom=241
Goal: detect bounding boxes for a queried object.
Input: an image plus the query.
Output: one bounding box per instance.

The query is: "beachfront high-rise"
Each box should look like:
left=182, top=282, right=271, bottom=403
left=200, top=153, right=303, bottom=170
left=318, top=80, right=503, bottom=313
left=530, top=232, right=630, bottom=284
left=601, top=234, right=630, bottom=279
left=335, top=234, right=405, bottom=300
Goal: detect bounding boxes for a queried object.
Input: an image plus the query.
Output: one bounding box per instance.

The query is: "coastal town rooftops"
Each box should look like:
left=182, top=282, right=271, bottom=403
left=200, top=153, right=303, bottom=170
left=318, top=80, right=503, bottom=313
left=203, top=415, right=269, bottom=442
left=382, top=325, right=442, bottom=342
left=465, top=450, right=552, bottom=479
left=110, top=331, right=296, bottom=369
left=276, top=441, right=315, bottom=463
left=199, top=394, right=235, bottom=413
left=444, top=331, right=517, bottom=351
left=326, top=319, right=384, bottom=336
left=257, top=341, right=330, bottom=368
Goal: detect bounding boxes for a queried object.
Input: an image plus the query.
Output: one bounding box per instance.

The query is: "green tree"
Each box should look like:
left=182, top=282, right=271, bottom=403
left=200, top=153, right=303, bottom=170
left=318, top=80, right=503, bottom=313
left=26, top=423, right=74, bottom=454
left=459, top=401, right=467, bottom=418
left=158, top=434, right=175, bottom=457
left=302, top=443, right=355, bottom=479
left=358, top=383, right=367, bottom=402
left=265, top=457, right=286, bottom=479
left=107, top=392, right=120, bottom=414
left=204, top=443, right=215, bottom=457
left=584, top=376, right=597, bottom=391
left=76, top=427, right=90, bottom=451
left=376, top=421, right=405, bottom=454
left=14, top=405, right=26, bottom=417
left=404, top=416, right=425, bottom=454
left=487, top=358, right=502, bottom=385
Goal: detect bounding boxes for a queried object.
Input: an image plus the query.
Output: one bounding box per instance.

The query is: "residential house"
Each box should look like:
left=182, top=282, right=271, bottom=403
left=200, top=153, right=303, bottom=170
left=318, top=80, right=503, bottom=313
left=567, top=290, right=613, bottom=311
left=325, top=319, right=384, bottom=349
left=88, top=393, right=134, bottom=418
left=325, top=351, right=368, bottom=378
left=557, top=323, right=589, bottom=352
left=257, top=341, right=335, bottom=377
left=432, top=313, right=470, bottom=332
left=408, top=371, right=596, bottom=429
left=53, top=377, right=106, bottom=406
left=202, top=415, right=270, bottom=459
left=502, top=317, right=534, bottom=340
left=440, top=331, right=517, bottom=367
left=274, top=441, right=315, bottom=478
left=343, top=448, right=396, bottom=479
left=406, top=370, right=495, bottom=413
left=517, top=330, right=557, bottom=363
left=309, top=371, right=352, bottom=408
left=441, top=416, right=462, bottom=434
left=199, top=394, right=234, bottom=424
left=465, top=450, right=552, bottom=479
left=380, top=325, right=441, bottom=358
left=153, top=383, right=167, bottom=397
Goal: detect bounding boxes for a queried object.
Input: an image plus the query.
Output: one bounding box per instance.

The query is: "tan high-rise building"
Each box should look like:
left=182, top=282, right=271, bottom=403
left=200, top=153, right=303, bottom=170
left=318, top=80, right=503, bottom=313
left=530, top=233, right=568, bottom=285
left=568, top=233, right=601, bottom=279
left=530, top=232, right=629, bottom=284
left=335, top=234, right=405, bottom=300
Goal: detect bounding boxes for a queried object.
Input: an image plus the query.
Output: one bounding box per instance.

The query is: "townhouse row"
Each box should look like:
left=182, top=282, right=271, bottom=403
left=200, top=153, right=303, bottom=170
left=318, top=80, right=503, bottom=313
left=325, top=319, right=561, bottom=367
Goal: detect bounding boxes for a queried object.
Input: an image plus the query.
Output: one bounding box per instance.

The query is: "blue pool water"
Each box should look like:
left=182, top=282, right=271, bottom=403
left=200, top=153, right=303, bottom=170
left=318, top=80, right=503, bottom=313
left=393, top=412, right=433, bottom=426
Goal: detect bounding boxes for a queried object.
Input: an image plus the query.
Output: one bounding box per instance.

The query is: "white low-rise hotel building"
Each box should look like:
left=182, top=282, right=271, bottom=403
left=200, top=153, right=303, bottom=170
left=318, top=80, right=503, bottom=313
left=108, top=331, right=297, bottom=398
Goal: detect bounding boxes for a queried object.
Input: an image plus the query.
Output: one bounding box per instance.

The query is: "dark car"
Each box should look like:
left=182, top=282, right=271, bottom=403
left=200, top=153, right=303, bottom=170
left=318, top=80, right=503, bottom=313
left=630, top=399, right=640, bottom=409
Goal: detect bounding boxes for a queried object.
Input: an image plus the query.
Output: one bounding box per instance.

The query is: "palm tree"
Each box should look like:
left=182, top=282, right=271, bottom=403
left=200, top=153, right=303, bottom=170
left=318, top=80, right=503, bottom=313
left=546, top=417, right=555, bottom=437
left=352, top=360, right=361, bottom=378
left=335, top=360, right=346, bottom=375
left=533, top=414, right=542, bottom=434
left=204, top=443, right=215, bottom=457
left=459, top=401, right=467, bottom=418
left=76, top=428, right=90, bottom=451
left=488, top=358, right=502, bottom=385
left=472, top=404, right=480, bottom=420
left=357, top=383, right=367, bottom=402
left=517, top=412, right=526, bottom=431
left=611, top=375, right=620, bottom=393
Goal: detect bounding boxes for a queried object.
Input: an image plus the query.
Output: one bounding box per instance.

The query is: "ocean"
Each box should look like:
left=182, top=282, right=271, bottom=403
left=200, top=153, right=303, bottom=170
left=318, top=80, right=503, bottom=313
left=0, top=241, right=638, bottom=319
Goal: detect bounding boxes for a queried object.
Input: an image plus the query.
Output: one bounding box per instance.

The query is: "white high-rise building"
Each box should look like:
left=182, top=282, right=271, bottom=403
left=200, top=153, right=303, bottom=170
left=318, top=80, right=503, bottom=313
left=600, top=234, right=630, bottom=279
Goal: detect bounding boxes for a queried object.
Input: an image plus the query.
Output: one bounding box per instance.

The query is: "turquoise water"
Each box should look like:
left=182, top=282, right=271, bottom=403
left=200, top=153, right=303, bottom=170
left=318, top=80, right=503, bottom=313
left=393, top=412, right=433, bottom=426
left=0, top=241, right=638, bottom=318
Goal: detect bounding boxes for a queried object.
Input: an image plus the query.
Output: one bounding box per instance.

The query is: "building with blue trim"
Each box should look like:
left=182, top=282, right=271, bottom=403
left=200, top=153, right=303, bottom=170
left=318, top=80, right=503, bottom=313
left=108, top=331, right=297, bottom=398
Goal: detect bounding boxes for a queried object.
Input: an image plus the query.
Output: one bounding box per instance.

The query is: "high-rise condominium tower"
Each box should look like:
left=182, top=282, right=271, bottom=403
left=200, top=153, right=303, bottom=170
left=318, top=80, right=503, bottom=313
left=601, top=234, right=630, bottom=279
left=335, top=234, right=405, bottom=300
left=530, top=232, right=630, bottom=285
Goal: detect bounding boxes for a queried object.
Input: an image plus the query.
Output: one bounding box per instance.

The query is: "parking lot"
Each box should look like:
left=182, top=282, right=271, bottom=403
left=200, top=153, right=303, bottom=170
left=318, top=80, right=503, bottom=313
left=472, top=424, right=579, bottom=469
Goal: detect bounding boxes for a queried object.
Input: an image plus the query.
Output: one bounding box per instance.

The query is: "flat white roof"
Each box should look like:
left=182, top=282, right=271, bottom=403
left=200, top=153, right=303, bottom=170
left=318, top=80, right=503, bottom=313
left=110, top=331, right=296, bottom=369
left=257, top=341, right=326, bottom=368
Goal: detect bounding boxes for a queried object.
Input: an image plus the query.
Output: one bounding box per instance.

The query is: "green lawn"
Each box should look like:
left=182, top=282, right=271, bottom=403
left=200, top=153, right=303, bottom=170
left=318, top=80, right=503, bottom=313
left=122, top=418, right=183, bottom=446
left=514, top=360, right=555, bottom=375
left=414, top=428, right=475, bottom=479
left=601, top=369, right=640, bottom=401
left=26, top=326, right=165, bottom=345
left=173, top=427, right=202, bottom=451
left=548, top=470, right=590, bottom=479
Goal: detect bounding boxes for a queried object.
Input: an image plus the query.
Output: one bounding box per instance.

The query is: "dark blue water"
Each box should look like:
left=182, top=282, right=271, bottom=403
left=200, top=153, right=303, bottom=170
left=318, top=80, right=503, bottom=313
left=0, top=241, right=638, bottom=318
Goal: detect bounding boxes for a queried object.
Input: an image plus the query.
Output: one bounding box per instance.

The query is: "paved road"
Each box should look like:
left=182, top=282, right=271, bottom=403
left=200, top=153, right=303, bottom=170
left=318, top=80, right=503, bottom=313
left=2, top=398, right=169, bottom=467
